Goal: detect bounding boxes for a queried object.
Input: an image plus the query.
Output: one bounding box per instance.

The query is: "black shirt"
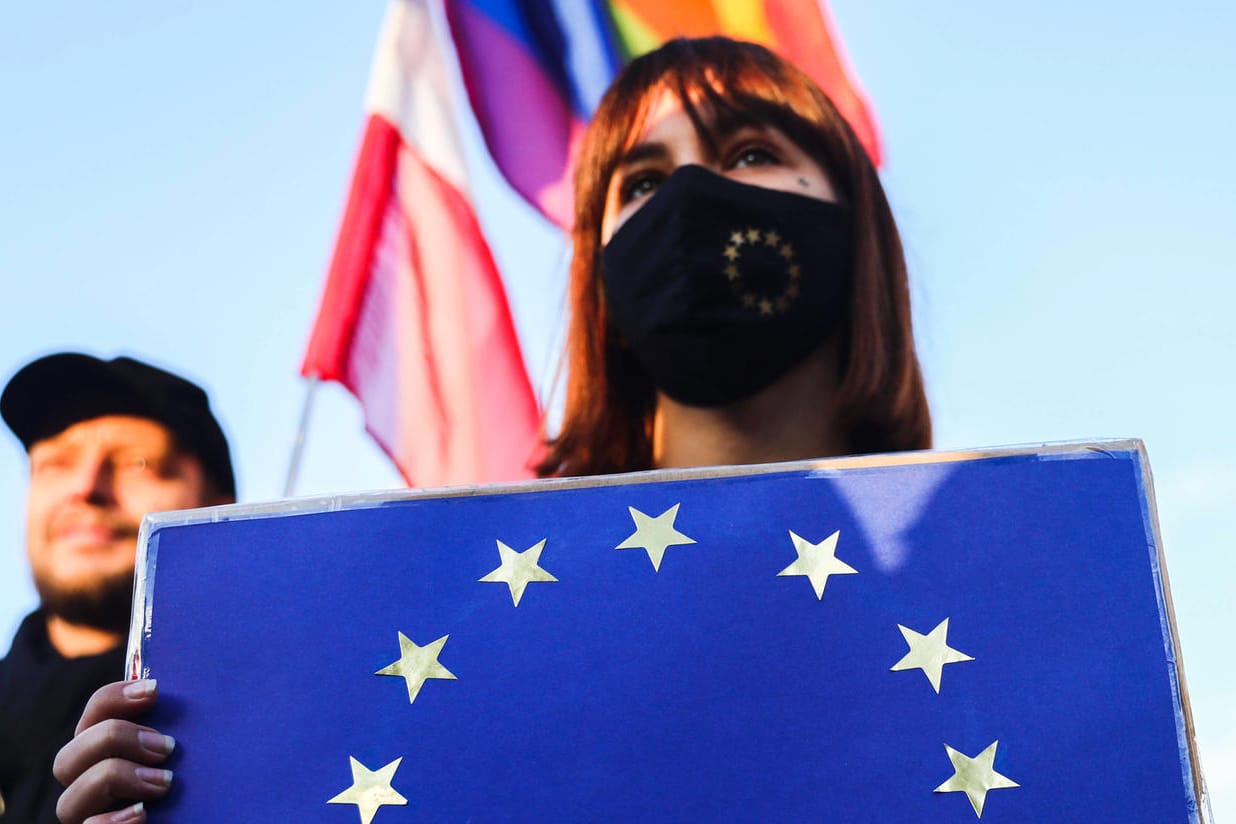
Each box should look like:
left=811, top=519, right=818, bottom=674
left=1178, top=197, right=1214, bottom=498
left=0, top=610, right=125, bottom=823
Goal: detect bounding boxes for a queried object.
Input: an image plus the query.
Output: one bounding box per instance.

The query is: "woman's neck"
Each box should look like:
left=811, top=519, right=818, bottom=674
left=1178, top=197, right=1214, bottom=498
left=651, top=346, right=846, bottom=469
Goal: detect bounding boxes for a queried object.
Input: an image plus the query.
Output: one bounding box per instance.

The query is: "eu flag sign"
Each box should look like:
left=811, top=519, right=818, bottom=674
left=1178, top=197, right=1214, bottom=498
left=127, top=440, right=1209, bottom=821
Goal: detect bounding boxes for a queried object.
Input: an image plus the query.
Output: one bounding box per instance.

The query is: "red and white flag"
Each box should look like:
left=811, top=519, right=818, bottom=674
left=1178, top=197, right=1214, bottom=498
left=301, top=0, right=540, bottom=487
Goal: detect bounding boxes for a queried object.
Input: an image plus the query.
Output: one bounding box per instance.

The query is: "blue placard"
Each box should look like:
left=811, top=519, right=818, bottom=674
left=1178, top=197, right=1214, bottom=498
left=129, top=440, right=1206, bottom=822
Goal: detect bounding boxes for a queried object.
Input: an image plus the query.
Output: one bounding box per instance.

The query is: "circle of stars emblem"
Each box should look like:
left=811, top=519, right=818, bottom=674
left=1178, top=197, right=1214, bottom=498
left=317, top=492, right=1029, bottom=820
left=722, top=226, right=801, bottom=317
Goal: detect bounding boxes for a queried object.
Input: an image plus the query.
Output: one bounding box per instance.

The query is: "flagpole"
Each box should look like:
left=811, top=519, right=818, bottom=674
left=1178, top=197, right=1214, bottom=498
left=284, top=377, right=319, bottom=497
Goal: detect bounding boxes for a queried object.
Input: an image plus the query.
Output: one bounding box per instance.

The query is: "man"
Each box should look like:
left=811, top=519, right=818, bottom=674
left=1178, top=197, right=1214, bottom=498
left=0, top=353, right=235, bottom=823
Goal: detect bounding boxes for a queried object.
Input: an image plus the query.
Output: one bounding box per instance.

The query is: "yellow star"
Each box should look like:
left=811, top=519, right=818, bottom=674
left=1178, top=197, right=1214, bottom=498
left=776, top=530, right=857, bottom=599
left=788, top=263, right=801, bottom=279
left=764, top=229, right=781, bottom=246
left=758, top=298, right=773, bottom=315
left=746, top=227, right=761, bottom=243
left=934, top=740, right=1019, bottom=817
left=375, top=632, right=456, bottom=704
left=479, top=539, right=557, bottom=607
left=724, top=263, right=740, bottom=281
left=890, top=618, right=974, bottom=693
left=779, top=243, right=795, bottom=260
left=723, top=244, right=740, bottom=261
left=729, top=229, right=746, bottom=246
left=741, top=292, right=757, bottom=308
left=616, top=503, right=696, bottom=572
left=327, top=756, right=408, bottom=824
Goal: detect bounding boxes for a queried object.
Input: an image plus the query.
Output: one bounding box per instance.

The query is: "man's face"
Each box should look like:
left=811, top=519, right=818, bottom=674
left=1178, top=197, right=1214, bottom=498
left=25, top=414, right=211, bottom=630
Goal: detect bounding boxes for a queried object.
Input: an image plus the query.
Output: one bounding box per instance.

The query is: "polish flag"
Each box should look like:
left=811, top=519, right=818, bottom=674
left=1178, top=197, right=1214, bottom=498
left=301, top=0, right=540, bottom=487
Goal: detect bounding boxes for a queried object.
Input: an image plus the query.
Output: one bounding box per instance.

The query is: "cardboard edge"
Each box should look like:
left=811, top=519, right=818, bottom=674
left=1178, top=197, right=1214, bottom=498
left=136, top=438, right=1147, bottom=532
left=125, top=517, right=159, bottom=681
left=1135, top=443, right=1213, bottom=823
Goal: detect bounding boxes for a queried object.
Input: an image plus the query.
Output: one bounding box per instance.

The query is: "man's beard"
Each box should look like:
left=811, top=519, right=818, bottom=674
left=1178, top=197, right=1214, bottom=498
left=34, top=566, right=135, bottom=635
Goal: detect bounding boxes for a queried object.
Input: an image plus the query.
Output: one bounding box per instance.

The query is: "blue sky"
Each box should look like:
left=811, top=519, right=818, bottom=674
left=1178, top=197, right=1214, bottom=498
left=1, top=2, right=1232, bottom=817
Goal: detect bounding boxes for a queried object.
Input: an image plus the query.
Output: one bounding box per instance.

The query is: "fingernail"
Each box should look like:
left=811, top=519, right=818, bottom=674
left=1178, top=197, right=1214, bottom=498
left=108, top=801, right=145, bottom=823
left=136, top=767, right=173, bottom=789
left=138, top=730, right=176, bottom=755
left=123, top=679, right=157, bottom=699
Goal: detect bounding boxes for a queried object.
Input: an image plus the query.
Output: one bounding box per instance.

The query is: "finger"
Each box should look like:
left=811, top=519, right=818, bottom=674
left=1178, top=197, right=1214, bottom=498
left=55, top=759, right=172, bottom=824
left=54, top=718, right=175, bottom=786
left=75, top=680, right=159, bottom=735
left=82, top=801, right=148, bottom=824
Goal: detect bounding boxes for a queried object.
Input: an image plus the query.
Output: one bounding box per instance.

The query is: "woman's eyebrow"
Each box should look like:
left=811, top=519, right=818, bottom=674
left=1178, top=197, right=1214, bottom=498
left=707, top=110, right=767, bottom=140
left=616, top=141, right=670, bottom=169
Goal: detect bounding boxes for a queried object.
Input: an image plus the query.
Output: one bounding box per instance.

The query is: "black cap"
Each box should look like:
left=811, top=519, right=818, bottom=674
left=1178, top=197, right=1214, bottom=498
left=1, top=353, right=235, bottom=499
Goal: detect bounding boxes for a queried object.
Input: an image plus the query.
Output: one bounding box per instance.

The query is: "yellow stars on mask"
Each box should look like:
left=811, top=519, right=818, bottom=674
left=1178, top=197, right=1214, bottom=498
left=890, top=618, right=974, bottom=693
left=934, top=740, right=1019, bottom=817
left=616, top=503, right=696, bottom=572
left=479, top=539, right=558, bottom=607
left=722, top=225, right=800, bottom=316
left=777, top=529, right=857, bottom=599
left=327, top=756, right=408, bottom=824
left=376, top=632, right=456, bottom=704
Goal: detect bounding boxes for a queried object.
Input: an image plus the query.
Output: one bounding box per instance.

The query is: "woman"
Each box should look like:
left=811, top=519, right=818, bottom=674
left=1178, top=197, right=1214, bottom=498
left=53, top=37, right=930, bottom=823
left=540, top=36, right=928, bottom=477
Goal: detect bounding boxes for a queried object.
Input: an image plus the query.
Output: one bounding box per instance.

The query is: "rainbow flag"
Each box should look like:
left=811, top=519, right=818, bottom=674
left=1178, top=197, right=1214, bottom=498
left=607, top=0, right=882, bottom=165
left=446, top=0, right=881, bottom=228
left=444, top=0, right=618, bottom=229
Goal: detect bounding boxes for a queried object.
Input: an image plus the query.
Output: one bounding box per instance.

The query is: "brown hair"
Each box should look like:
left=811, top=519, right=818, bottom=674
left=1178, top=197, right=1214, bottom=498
left=537, top=37, right=930, bottom=477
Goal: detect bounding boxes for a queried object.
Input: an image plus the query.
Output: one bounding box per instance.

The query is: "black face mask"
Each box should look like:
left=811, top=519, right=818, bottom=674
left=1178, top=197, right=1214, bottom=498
left=601, top=165, right=852, bottom=406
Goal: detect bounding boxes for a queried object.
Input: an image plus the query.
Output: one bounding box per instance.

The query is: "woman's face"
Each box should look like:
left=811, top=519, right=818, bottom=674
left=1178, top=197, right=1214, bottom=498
left=600, top=84, right=839, bottom=244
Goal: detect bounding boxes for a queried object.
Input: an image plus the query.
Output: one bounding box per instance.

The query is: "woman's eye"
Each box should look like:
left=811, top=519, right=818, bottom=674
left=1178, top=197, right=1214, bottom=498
left=731, top=145, right=778, bottom=169
left=619, top=172, right=662, bottom=205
